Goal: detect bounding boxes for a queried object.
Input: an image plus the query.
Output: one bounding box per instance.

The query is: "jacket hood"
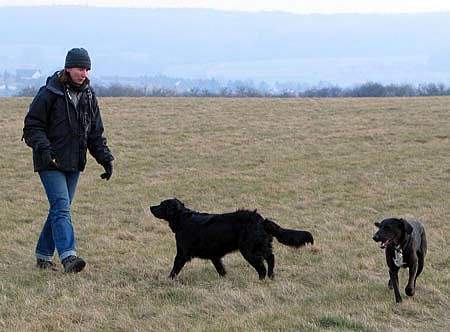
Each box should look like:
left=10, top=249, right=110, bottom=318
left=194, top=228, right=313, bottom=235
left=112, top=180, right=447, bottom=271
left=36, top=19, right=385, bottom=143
left=45, top=71, right=65, bottom=96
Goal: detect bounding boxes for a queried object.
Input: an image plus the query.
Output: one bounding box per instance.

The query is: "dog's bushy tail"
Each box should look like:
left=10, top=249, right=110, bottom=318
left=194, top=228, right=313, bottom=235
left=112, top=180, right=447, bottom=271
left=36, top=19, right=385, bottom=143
left=263, top=219, right=314, bottom=247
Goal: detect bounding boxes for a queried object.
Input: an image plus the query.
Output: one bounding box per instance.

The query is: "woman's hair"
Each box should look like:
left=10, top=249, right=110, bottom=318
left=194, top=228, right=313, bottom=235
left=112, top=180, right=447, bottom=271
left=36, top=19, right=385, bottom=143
left=57, top=69, right=70, bottom=85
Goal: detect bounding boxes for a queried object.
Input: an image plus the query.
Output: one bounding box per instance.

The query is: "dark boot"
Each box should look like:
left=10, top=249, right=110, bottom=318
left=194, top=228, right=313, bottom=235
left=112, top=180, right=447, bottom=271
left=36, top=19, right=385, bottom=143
left=62, top=255, right=86, bottom=273
left=36, top=258, right=58, bottom=271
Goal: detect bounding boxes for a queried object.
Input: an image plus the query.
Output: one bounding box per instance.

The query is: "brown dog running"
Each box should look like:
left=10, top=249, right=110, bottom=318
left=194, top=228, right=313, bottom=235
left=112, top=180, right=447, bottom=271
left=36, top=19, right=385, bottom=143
left=372, top=218, right=427, bottom=303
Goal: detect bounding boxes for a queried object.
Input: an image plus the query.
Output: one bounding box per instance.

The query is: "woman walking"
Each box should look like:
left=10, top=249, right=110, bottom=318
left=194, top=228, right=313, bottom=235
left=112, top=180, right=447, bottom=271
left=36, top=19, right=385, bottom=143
left=23, top=48, right=114, bottom=273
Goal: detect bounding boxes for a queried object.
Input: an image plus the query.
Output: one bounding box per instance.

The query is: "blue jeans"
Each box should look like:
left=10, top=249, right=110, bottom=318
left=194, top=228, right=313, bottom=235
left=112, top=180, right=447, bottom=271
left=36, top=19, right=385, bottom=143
left=36, top=170, right=80, bottom=262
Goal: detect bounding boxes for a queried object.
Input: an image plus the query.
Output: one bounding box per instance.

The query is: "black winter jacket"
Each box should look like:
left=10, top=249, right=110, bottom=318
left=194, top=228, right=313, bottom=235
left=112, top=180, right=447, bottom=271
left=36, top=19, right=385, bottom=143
left=23, top=71, right=114, bottom=172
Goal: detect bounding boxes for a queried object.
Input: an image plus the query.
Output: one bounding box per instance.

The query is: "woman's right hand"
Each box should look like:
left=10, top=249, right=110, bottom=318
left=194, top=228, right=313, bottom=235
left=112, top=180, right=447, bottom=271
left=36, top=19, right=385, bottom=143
left=42, top=150, right=57, bottom=168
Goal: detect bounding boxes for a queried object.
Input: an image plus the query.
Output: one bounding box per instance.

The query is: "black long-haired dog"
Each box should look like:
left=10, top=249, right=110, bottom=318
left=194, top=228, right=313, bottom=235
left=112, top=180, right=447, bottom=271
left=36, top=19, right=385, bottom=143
left=150, top=198, right=314, bottom=280
left=373, top=218, right=427, bottom=303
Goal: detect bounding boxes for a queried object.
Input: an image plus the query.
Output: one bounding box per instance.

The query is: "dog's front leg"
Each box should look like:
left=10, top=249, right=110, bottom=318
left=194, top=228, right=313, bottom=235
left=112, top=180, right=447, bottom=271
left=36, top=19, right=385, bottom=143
left=169, top=254, right=187, bottom=279
left=211, top=258, right=226, bottom=277
left=405, top=262, right=418, bottom=297
left=389, top=269, right=402, bottom=303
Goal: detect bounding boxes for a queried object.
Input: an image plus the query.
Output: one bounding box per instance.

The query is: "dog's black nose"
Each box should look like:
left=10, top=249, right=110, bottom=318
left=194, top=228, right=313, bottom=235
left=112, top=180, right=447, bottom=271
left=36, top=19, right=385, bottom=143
left=372, top=234, right=379, bottom=242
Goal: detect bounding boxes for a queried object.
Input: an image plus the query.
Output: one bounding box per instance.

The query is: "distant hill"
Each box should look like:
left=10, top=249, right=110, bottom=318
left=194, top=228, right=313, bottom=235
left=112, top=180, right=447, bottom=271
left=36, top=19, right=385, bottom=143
left=1, top=6, right=450, bottom=85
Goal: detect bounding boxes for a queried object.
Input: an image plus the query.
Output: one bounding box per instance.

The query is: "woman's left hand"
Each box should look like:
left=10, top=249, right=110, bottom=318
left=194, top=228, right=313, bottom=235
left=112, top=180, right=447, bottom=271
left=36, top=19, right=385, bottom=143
left=100, top=161, right=113, bottom=181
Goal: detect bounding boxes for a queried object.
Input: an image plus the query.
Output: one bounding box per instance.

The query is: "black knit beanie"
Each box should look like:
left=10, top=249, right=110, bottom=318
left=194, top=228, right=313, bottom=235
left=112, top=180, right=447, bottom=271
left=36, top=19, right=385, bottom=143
left=65, top=48, right=91, bottom=70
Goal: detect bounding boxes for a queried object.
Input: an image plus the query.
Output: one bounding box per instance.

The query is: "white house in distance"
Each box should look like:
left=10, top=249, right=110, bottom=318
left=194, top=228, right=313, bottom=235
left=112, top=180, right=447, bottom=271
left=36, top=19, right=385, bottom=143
left=16, top=68, right=42, bottom=81
left=0, top=68, right=43, bottom=96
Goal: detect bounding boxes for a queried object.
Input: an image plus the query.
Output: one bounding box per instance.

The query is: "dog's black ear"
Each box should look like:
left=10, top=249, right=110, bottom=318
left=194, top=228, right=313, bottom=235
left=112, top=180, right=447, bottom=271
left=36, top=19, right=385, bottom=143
left=171, top=198, right=183, bottom=206
left=374, top=222, right=381, bottom=228
left=401, top=219, right=413, bottom=234
left=177, top=200, right=185, bottom=208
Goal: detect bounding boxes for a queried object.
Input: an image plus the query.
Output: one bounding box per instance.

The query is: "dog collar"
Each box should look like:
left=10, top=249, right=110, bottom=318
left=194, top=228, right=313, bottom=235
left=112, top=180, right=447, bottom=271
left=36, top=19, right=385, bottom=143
left=394, top=245, right=405, bottom=267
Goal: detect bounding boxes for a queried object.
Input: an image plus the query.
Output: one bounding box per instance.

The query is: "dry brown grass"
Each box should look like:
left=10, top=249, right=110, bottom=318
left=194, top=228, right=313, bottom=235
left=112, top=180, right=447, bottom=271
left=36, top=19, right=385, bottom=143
left=1, top=96, right=449, bottom=331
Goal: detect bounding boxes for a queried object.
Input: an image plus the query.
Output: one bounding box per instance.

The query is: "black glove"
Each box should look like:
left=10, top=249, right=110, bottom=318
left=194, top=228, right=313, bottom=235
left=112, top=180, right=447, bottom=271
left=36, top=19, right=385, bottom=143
left=100, top=161, right=113, bottom=181
left=42, top=150, right=57, bottom=168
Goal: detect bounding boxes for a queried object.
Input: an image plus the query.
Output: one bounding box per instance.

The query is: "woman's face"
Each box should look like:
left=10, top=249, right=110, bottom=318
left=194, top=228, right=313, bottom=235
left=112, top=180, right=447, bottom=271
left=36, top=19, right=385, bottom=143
left=66, top=67, right=90, bottom=85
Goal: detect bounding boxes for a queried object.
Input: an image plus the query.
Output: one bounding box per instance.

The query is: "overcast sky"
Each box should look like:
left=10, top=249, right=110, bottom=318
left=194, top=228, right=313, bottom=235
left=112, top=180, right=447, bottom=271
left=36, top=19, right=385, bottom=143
left=1, top=0, right=450, bottom=14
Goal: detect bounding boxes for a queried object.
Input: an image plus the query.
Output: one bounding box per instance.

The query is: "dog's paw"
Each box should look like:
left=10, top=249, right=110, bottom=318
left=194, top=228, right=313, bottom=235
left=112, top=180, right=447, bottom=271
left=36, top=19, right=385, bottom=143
left=405, top=286, right=415, bottom=296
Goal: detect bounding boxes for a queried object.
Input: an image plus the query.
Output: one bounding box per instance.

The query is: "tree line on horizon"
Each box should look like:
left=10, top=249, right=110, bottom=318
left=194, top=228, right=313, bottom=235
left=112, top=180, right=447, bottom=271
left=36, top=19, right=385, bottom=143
left=16, top=82, right=450, bottom=98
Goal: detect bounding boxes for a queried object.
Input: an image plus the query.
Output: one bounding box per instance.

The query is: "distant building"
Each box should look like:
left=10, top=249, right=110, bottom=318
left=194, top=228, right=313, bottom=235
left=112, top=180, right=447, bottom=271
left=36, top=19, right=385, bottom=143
left=0, top=69, right=44, bottom=96
left=0, top=84, right=18, bottom=97
left=16, top=69, right=42, bottom=80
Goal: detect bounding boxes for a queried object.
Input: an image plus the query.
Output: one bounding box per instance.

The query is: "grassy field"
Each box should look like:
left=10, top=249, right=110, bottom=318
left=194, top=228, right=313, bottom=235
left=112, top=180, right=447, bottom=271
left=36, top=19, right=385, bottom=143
left=1, top=96, right=449, bottom=331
